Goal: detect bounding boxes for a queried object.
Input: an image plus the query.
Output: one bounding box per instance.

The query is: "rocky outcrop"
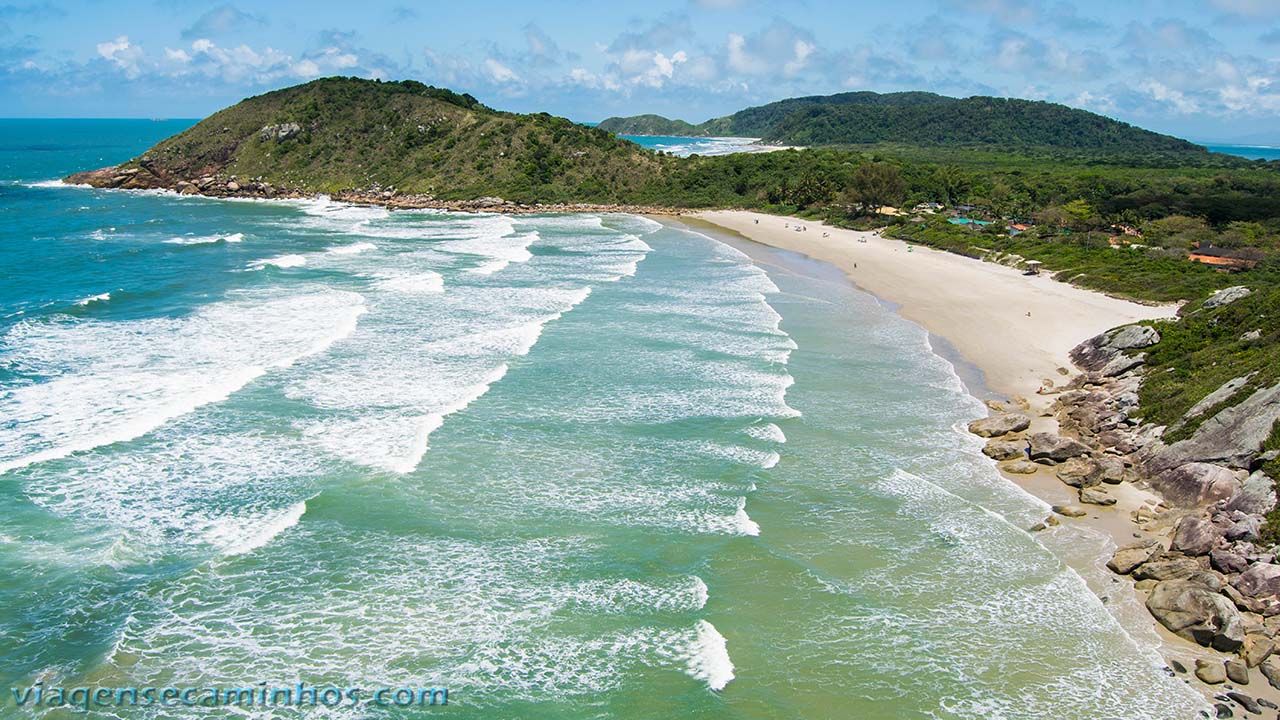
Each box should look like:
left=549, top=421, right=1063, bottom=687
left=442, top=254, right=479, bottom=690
left=1196, top=657, right=1227, bottom=684
left=967, top=414, right=1031, bottom=438
left=1171, top=374, right=1256, bottom=434
left=1172, top=515, right=1223, bottom=556
left=1001, top=459, right=1039, bottom=474
left=1069, top=325, right=1160, bottom=377
left=1028, top=433, right=1091, bottom=464
left=1079, top=486, right=1116, bottom=505
left=1150, top=463, right=1241, bottom=507
left=1146, top=579, right=1245, bottom=651
left=1203, top=286, right=1251, bottom=310
left=1108, top=539, right=1161, bottom=574
left=1224, top=471, right=1279, bottom=516
left=58, top=169, right=684, bottom=217
left=1056, top=457, right=1101, bottom=487
left=1145, top=382, right=1280, bottom=473
left=259, top=122, right=303, bottom=142
left=1236, top=564, right=1280, bottom=601
left=981, top=439, right=1025, bottom=460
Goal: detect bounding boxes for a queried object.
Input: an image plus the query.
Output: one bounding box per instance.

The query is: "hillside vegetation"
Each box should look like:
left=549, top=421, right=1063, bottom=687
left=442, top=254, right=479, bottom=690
left=599, top=91, right=1205, bottom=155
left=86, top=77, right=669, bottom=204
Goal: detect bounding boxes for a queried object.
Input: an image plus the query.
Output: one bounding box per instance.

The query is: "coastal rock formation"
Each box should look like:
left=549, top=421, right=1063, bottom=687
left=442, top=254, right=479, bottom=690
left=1146, top=382, right=1280, bottom=472
left=1235, top=564, right=1280, bottom=601
left=1056, top=457, right=1102, bottom=487
left=1150, top=463, right=1241, bottom=507
left=1107, top=539, right=1161, bottom=574
left=1172, top=515, right=1223, bottom=556
left=1196, top=658, right=1227, bottom=684
left=1146, top=579, right=1245, bottom=651
left=982, top=439, right=1026, bottom=460
left=1001, top=459, right=1039, bottom=474
left=1069, top=325, right=1160, bottom=377
left=1079, top=487, right=1116, bottom=505
left=1203, top=286, right=1252, bottom=310
left=1223, top=472, right=1278, bottom=516
left=1028, top=433, right=1091, bottom=464
left=967, top=413, right=1031, bottom=438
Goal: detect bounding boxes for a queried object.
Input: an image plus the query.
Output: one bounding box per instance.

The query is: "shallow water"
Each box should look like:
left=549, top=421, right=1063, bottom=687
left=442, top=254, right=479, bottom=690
left=0, top=120, right=1206, bottom=718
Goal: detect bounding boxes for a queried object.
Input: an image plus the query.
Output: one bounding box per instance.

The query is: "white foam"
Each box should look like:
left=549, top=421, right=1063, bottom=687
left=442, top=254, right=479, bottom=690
left=164, top=232, right=244, bottom=245
left=248, top=253, right=307, bottom=269
left=203, top=500, right=307, bottom=557
left=24, top=179, right=68, bottom=188
left=75, top=292, right=110, bottom=306
left=684, top=620, right=735, bottom=691
left=372, top=270, right=444, bottom=294
left=302, top=364, right=510, bottom=474
left=326, top=241, right=377, bottom=255
left=744, top=422, right=787, bottom=443
left=0, top=289, right=366, bottom=474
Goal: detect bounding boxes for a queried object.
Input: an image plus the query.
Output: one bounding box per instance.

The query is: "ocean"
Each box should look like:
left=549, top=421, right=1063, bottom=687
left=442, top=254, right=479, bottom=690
left=1204, top=144, right=1280, bottom=161
left=0, top=120, right=1207, bottom=719
left=616, top=135, right=777, bottom=157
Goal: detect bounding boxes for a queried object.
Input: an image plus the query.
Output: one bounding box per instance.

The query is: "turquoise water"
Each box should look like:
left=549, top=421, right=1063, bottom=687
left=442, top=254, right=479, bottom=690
left=0, top=121, right=1208, bottom=718
left=1205, top=144, right=1280, bottom=161
left=616, top=135, right=769, bottom=157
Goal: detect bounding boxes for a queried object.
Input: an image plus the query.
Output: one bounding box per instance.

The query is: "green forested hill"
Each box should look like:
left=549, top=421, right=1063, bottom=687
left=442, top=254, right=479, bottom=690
left=595, top=114, right=702, bottom=136
left=761, top=96, right=1204, bottom=152
left=72, top=77, right=669, bottom=203
left=599, top=90, right=1205, bottom=155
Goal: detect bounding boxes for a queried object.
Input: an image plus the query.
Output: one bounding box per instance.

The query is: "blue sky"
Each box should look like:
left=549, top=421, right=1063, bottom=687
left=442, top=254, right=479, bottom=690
left=2, top=0, right=1279, bottom=142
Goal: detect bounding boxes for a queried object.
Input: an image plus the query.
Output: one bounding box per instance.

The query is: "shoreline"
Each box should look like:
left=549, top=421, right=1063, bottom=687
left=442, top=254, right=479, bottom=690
left=688, top=209, right=1273, bottom=712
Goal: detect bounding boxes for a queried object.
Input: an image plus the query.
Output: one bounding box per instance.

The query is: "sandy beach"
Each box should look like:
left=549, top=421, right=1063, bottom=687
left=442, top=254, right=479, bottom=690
left=692, top=210, right=1180, bottom=402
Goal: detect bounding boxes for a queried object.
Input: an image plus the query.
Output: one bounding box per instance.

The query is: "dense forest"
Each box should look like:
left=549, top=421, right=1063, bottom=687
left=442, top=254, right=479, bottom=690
left=599, top=90, right=1203, bottom=154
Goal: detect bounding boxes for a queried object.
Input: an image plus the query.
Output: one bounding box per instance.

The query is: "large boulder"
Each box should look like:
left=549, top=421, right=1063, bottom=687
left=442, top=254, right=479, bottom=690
left=1146, top=579, right=1245, bottom=651
left=1070, top=325, right=1160, bottom=376
left=1211, top=548, right=1251, bottom=575
left=1134, top=557, right=1221, bottom=589
left=1097, top=455, right=1126, bottom=484
left=1261, top=656, right=1280, bottom=689
left=1150, top=463, right=1241, bottom=507
left=1224, top=471, right=1278, bottom=516
left=1028, top=433, right=1091, bottom=464
left=968, top=414, right=1031, bottom=438
left=1236, top=563, right=1280, bottom=600
left=1108, top=539, right=1161, bottom=574
left=1244, top=633, right=1276, bottom=667
left=1079, top=487, right=1116, bottom=505
left=982, top=439, right=1026, bottom=460
left=1147, top=382, right=1280, bottom=472
left=1173, top=374, right=1257, bottom=434
left=1196, top=658, right=1227, bottom=684
left=1001, top=459, right=1039, bottom=474
left=1171, top=515, right=1223, bottom=556
left=1203, top=285, right=1252, bottom=310
left=1056, top=457, right=1102, bottom=487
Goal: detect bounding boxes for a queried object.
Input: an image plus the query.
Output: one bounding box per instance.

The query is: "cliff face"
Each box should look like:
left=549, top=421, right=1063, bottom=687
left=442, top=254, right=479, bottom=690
left=65, top=77, right=669, bottom=205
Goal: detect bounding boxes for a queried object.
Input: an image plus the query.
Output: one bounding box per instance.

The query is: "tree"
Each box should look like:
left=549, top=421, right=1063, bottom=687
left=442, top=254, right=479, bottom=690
left=931, top=164, right=971, bottom=206
left=844, top=162, right=906, bottom=216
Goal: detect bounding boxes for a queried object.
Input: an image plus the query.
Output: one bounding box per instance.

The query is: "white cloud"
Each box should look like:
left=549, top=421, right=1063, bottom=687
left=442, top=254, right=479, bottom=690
left=484, top=57, right=519, bottom=83
left=96, top=35, right=143, bottom=78
left=1139, top=79, right=1201, bottom=114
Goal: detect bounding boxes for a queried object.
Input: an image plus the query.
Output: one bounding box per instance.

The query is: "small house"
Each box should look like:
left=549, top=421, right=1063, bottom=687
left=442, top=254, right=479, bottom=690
left=1188, top=246, right=1259, bottom=272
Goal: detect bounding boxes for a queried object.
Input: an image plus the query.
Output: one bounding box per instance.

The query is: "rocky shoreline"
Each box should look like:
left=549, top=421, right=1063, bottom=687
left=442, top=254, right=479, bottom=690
left=60, top=165, right=685, bottom=216
left=971, top=285, right=1280, bottom=718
